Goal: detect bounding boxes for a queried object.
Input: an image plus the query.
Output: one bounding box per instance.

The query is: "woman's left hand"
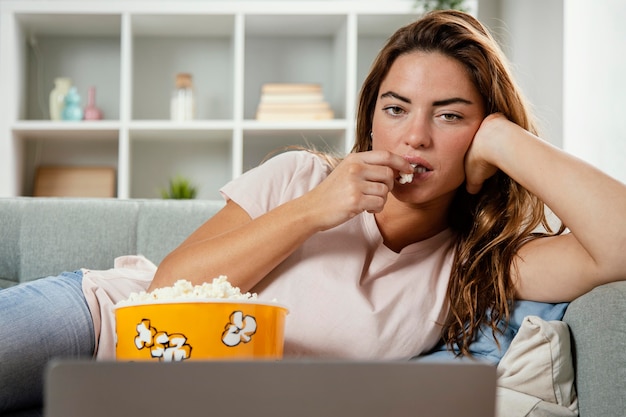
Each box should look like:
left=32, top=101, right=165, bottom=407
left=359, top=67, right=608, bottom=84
left=463, top=111, right=626, bottom=302
left=464, top=113, right=511, bottom=194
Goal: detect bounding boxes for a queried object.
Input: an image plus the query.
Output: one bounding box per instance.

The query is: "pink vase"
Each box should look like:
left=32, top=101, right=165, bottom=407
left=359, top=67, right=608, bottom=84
left=83, top=86, right=103, bottom=120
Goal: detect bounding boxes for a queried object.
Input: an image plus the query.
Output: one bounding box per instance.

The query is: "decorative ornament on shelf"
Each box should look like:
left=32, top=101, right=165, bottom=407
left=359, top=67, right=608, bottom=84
left=159, top=175, right=198, bottom=199
left=61, top=87, right=84, bottom=121
left=170, top=72, right=196, bottom=121
left=83, top=86, right=103, bottom=120
left=49, top=77, right=72, bottom=121
left=413, top=0, right=468, bottom=13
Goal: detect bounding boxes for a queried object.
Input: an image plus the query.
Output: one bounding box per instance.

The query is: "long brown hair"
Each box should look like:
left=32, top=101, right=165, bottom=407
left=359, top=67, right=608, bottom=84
left=354, top=10, right=564, bottom=356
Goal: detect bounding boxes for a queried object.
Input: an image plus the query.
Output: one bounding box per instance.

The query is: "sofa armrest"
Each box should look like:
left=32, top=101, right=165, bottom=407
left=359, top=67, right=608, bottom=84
left=563, top=281, right=626, bottom=417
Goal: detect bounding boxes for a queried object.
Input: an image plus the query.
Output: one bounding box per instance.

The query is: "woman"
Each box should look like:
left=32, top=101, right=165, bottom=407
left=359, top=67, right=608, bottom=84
left=2, top=9, right=625, bottom=412
left=148, top=9, right=626, bottom=357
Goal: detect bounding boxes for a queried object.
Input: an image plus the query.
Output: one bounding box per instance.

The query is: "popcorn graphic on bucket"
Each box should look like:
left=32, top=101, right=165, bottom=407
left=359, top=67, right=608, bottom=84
left=222, top=311, right=257, bottom=347
left=114, top=278, right=288, bottom=361
left=134, top=319, right=193, bottom=361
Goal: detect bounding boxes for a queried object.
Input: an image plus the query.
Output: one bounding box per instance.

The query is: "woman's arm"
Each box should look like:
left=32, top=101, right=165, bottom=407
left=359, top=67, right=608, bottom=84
left=150, top=197, right=319, bottom=292
left=466, top=114, right=626, bottom=302
left=149, top=151, right=411, bottom=292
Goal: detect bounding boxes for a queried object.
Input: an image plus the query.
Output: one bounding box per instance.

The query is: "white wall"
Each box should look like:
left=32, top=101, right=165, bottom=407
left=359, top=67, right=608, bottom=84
left=563, top=0, right=626, bottom=183
left=479, top=0, right=626, bottom=184
left=479, top=0, right=564, bottom=147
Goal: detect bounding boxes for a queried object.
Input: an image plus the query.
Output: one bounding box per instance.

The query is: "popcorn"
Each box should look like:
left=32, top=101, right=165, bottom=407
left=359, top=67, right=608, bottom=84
left=398, top=172, right=413, bottom=184
left=117, top=276, right=257, bottom=306
left=398, top=163, right=417, bottom=184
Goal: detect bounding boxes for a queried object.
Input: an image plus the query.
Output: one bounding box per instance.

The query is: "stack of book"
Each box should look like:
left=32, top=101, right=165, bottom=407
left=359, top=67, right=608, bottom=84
left=256, top=83, right=334, bottom=121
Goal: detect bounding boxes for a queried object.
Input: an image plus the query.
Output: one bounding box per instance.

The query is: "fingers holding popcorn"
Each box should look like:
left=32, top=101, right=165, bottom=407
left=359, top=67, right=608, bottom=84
left=303, top=151, right=411, bottom=229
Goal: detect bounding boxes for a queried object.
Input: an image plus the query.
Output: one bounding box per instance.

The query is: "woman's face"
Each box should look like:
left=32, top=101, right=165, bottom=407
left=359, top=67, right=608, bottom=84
left=371, top=51, right=485, bottom=206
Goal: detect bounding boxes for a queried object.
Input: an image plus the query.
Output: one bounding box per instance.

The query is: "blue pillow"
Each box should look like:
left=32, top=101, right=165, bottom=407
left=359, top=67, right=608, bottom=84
left=412, top=301, right=569, bottom=365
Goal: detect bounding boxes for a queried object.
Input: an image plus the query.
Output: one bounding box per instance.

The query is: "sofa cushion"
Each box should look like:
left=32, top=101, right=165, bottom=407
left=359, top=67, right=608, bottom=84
left=15, top=198, right=139, bottom=284
left=0, top=198, right=225, bottom=288
left=496, top=315, right=577, bottom=416
left=135, top=199, right=225, bottom=265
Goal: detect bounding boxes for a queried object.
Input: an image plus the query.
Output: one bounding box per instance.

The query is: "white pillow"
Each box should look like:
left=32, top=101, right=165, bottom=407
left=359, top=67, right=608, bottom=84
left=495, top=315, right=578, bottom=416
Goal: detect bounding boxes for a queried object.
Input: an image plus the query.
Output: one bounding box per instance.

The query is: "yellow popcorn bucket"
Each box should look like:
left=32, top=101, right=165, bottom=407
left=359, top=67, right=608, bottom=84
left=114, top=300, right=288, bottom=361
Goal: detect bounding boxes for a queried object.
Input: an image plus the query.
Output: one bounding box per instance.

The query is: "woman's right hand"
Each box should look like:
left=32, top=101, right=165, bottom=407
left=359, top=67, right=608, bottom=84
left=150, top=150, right=409, bottom=292
left=300, top=150, right=410, bottom=231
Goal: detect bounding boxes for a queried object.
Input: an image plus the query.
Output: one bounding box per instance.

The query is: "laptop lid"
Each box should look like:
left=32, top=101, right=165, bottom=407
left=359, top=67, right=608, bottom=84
left=45, top=359, right=496, bottom=417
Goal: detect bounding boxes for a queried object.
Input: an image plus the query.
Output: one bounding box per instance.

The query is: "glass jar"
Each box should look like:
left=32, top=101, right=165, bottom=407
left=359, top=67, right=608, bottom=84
left=170, top=73, right=196, bottom=121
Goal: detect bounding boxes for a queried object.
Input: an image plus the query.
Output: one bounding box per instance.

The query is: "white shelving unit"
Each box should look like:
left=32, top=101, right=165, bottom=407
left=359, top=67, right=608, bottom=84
left=0, top=1, right=423, bottom=199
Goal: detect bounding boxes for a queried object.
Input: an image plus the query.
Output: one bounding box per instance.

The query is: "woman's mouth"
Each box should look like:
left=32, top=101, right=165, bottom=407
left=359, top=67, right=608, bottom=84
left=398, top=163, right=431, bottom=184
left=398, top=164, right=417, bottom=184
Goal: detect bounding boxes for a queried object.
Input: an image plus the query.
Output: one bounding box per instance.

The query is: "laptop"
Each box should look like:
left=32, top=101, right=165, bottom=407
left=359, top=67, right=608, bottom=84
left=44, top=359, right=496, bottom=417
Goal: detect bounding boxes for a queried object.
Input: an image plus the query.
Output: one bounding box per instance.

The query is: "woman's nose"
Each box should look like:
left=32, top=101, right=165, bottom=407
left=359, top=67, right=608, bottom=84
left=404, top=115, right=432, bottom=148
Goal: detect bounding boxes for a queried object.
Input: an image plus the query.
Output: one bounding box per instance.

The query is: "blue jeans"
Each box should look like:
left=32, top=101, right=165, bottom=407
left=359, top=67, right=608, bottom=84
left=0, top=271, right=95, bottom=412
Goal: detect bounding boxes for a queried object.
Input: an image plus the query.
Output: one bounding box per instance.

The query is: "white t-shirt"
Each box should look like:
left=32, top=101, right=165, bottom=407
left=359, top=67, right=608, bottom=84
left=220, top=150, right=456, bottom=359
left=83, top=150, right=455, bottom=360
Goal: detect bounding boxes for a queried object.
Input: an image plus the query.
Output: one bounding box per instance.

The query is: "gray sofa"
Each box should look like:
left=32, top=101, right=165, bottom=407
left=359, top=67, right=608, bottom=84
left=1, top=197, right=624, bottom=417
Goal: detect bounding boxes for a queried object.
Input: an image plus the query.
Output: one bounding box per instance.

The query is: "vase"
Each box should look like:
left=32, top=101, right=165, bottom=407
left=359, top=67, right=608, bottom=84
left=83, top=86, right=103, bottom=120
left=49, top=77, right=72, bottom=121
left=61, top=87, right=84, bottom=121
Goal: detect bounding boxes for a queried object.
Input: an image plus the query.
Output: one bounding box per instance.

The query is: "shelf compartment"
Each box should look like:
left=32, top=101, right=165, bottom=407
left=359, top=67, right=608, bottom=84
left=18, top=13, right=122, bottom=121
left=129, top=128, right=233, bottom=200
left=16, top=129, right=119, bottom=197
left=130, top=14, right=237, bottom=121
left=243, top=14, right=349, bottom=121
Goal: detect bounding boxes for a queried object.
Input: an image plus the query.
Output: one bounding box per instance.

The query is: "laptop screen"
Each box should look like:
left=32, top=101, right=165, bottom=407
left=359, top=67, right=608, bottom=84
left=45, top=359, right=496, bottom=417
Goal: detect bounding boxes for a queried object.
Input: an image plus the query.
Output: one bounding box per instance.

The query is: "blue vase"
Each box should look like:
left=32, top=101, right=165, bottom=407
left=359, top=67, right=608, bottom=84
left=62, top=87, right=84, bottom=121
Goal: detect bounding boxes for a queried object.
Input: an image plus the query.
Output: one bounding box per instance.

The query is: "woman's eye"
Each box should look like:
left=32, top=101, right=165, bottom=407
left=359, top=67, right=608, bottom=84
left=440, top=113, right=461, bottom=122
left=383, top=106, right=405, bottom=116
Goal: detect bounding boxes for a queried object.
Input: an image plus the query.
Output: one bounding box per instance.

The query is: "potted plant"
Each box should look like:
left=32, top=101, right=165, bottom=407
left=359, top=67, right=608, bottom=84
left=159, top=175, right=198, bottom=199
